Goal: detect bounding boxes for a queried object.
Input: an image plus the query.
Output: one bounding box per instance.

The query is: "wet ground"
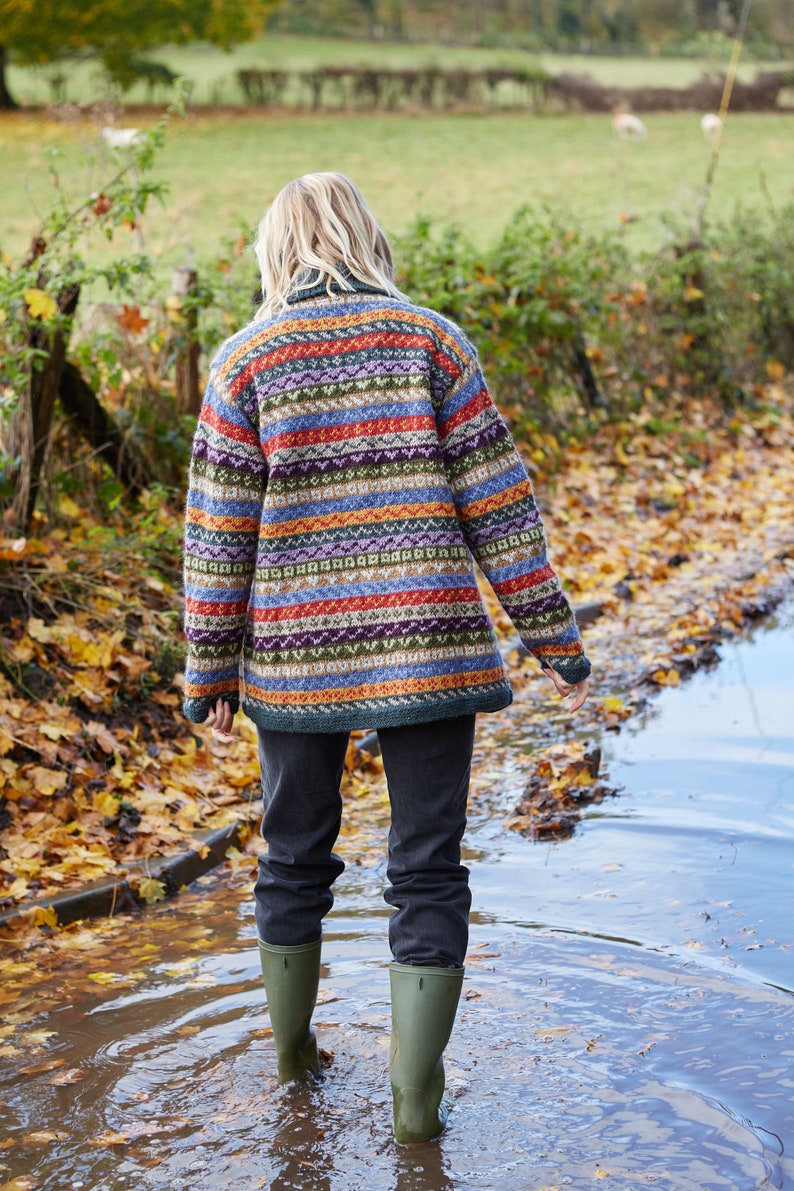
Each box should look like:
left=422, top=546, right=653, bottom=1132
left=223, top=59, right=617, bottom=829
left=2, top=602, right=793, bottom=1191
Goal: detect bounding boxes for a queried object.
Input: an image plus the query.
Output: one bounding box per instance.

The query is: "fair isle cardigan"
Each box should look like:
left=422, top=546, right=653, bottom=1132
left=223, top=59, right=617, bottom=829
left=182, top=279, right=591, bottom=731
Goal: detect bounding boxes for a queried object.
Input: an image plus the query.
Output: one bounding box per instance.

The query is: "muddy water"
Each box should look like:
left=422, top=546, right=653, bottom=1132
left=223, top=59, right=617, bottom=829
left=2, top=604, right=794, bottom=1191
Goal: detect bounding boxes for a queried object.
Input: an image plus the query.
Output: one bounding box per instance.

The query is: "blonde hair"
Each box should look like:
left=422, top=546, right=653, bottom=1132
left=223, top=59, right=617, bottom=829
left=253, top=172, right=404, bottom=320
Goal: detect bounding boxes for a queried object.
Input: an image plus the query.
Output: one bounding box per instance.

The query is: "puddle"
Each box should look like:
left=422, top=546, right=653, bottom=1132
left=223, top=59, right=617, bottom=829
left=1, top=603, right=793, bottom=1190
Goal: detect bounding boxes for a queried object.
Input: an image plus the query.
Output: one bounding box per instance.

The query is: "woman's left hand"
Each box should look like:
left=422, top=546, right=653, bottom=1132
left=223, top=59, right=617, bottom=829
left=205, top=697, right=237, bottom=741
left=543, top=667, right=591, bottom=714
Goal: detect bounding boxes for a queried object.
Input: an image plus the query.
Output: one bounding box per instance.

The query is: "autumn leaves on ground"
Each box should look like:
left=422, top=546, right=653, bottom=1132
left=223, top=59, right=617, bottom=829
left=1, top=384, right=792, bottom=951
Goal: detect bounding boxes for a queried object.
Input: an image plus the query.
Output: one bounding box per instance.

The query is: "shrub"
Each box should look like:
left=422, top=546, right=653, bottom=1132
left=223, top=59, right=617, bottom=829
left=396, top=203, right=794, bottom=436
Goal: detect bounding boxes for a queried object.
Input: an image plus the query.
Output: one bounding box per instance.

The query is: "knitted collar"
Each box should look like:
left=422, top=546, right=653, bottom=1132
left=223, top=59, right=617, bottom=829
left=286, top=269, right=392, bottom=304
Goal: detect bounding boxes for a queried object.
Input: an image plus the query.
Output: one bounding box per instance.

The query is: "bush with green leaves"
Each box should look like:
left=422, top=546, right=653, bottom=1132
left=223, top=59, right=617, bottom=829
left=397, top=210, right=628, bottom=430
left=3, top=131, right=793, bottom=526
left=395, top=202, right=794, bottom=434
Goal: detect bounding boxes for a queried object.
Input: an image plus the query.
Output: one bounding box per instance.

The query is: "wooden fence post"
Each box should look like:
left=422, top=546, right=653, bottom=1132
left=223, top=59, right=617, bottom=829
left=172, top=266, right=201, bottom=416
left=9, top=279, right=80, bottom=531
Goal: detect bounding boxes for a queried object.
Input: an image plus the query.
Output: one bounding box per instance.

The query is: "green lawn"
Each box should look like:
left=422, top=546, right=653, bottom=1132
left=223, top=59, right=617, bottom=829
left=5, top=33, right=787, bottom=107
left=1, top=109, right=792, bottom=268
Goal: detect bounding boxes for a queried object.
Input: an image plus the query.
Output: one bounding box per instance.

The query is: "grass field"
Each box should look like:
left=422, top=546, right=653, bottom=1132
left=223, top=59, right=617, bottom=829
left=2, top=108, right=792, bottom=270
left=5, top=33, right=789, bottom=107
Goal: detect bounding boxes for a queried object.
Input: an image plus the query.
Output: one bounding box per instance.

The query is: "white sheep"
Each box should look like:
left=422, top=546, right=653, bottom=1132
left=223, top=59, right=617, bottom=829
left=612, top=112, right=648, bottom=141
left=700, top=113, right=723, bottom=140
left=101, top=126, right=142, bottom=149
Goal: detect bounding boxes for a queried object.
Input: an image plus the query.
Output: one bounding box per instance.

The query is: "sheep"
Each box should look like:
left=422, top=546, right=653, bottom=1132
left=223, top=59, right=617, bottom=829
left=612, top=112, right=648, bottom=141
left=700, top=113, right=723, bottom=141
left=100, top=127, right=142, bottom=149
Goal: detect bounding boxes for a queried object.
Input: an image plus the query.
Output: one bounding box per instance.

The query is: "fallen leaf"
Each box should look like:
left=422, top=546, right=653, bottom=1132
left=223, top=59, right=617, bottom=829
left=49, top=1068, right=88, bottom=1085
left=138, top=876, right=167, bottom=905
left=20, top=1131, right=68, bottom=1146
left=32, top=905, right=58, bottom=929
left=0, top=538, right=27, bottom=561
left=89, top=1130, right=131, bottom=1147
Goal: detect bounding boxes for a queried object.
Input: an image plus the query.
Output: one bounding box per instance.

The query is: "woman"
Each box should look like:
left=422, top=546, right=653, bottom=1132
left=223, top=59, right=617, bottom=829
left=182, top=173, right=591, bottom=1144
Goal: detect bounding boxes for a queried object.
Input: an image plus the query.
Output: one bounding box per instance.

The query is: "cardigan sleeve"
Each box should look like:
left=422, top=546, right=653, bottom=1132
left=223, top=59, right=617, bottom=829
left=182, top=370, right=267, bottom=723
left=435, top=345, right=591, bottom=685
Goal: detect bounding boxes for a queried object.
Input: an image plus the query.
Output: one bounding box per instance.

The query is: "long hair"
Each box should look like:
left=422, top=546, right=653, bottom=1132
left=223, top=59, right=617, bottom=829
left=253, top=173, right=404, bottom=320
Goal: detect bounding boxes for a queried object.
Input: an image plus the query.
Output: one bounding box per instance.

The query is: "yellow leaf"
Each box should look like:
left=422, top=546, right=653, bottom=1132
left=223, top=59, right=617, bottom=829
left=33, top=905, right=58, bottom=928
left=7, top=635, right=35, bottom=663
left=764, top=360, right=785, bottom=381
left=25, top=765, right=68, bottom=796
left=86, top=972, right=117, bottom=984
left=165, top=295, right=184, bottom=323
left=24, top=288, right=58, bottom=322
left=652, top=668, right=680, bottom=687
left=89, top=1130, right=131, bottom=1147
left=49, top=1067, right=87, bottom=1085
left=13, top=855, right=42, bottom=878
left=20, top=1130, right=68, bottom=1146
left=602, top=695, right=624, bottom=713
left=683, top=284, right=704, bottom=302
left=58, top=496, right=82, bottom=518
left=20, top=1030, right=55, bottom=1045
left=138, top=876, right=167, bottom=905
left=93, top=791, right=121, bottom=818
left=39, top=718, right=79, bottom=741
left=26, top=617, right=52, bottom=643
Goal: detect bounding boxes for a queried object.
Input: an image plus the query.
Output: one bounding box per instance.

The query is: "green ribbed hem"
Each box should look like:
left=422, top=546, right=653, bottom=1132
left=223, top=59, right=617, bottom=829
left=538, top=656, right=592, bottom=685
left=183, top=695, right=241, bottom=723
left=240, top=683, right=513, bottom=734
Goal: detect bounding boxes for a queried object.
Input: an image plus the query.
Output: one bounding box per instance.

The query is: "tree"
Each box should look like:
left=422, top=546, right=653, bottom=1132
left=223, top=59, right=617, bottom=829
left=0, top=0, right=278, bottom=109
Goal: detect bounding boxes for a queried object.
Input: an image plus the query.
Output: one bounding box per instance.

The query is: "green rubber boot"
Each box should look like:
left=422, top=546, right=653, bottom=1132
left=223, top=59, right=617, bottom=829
left=389, top=962, right=465, bottom=1144
left=258, top=939, right=322, bottom=1084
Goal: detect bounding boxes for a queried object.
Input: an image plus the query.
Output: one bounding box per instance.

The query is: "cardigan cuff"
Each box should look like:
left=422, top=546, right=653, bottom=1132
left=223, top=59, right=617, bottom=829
left=539, top=654, right=592, bottom=685
left=182, top=694, right=241, bottom=724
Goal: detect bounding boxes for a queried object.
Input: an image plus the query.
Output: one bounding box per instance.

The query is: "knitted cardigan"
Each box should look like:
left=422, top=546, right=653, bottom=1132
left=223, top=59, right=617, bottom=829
left=182, top=280, right=590, bottom=731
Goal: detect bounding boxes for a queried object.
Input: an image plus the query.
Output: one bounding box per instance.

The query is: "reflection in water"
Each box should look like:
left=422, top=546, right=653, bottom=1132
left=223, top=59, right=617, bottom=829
left=2, top=604, right=794, bottom=1189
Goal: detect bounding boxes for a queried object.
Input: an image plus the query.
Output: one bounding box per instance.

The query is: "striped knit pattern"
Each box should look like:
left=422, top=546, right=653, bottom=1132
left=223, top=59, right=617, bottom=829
left=183, top=284, right=590, bottom=731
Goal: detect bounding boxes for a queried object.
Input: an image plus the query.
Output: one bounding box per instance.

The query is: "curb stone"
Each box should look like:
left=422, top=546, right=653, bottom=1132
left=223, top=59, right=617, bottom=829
left=0, top=804, right=263, bottom=930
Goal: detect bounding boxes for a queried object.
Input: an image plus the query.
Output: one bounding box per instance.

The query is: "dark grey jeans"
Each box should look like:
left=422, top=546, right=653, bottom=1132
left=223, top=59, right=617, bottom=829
left=253, top=715, right=476, bottom=968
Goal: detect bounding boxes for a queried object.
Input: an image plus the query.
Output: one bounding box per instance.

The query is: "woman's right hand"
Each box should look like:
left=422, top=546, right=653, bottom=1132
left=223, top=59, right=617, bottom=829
left=542, top=667, right=591, bottom=714
left=205, top=697, right=237, bottom=741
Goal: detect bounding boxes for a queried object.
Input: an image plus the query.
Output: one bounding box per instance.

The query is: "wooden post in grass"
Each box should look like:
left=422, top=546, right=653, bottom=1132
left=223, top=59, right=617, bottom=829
left=9, top=236, right=80, bottom=531
left=171, top=265, right=201, bottom=417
